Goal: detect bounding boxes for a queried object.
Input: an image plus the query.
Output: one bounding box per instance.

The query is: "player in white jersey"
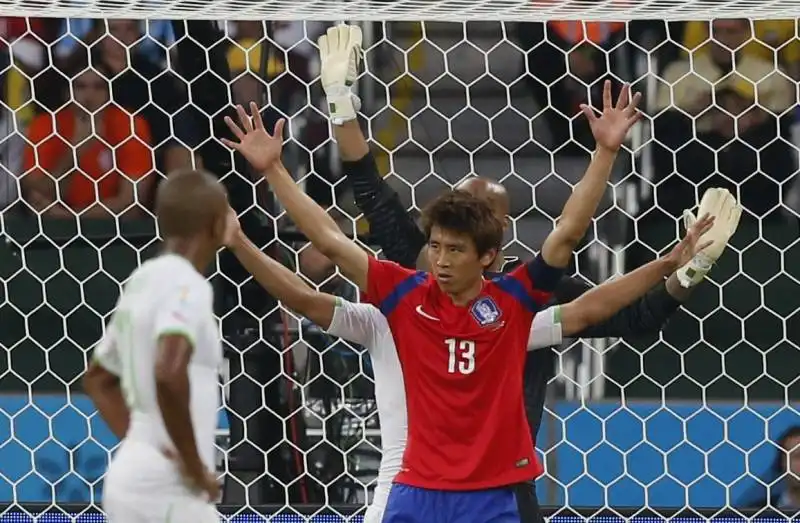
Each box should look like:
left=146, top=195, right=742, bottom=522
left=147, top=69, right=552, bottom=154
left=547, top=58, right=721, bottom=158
left=220, top=206, right=714, bottom=523
left=84, top=169, right=230, bottom=523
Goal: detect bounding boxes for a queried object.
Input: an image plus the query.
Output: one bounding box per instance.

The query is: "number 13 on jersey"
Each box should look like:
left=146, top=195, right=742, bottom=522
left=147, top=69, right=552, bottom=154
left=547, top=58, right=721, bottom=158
left=446, top=338, right=475, bottom=374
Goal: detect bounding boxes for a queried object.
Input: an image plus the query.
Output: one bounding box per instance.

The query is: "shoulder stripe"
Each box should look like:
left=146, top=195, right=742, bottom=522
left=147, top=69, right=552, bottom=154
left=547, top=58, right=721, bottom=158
left=492, top=274, right=539, bottom=313
left=378, top=271, right=427, bottom=316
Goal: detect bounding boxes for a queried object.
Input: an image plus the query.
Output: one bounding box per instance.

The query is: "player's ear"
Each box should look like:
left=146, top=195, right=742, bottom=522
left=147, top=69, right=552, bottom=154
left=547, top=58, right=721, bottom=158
left=212, top=212, right=227, bottom=245
left=479, top=248, right=498, bottom=269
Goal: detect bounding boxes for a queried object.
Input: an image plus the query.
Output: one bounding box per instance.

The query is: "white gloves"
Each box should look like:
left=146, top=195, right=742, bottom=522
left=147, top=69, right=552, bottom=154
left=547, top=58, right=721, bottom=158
left=677, top=188, right=742, bottom=288
left=318, top=24, right=363, bottom=126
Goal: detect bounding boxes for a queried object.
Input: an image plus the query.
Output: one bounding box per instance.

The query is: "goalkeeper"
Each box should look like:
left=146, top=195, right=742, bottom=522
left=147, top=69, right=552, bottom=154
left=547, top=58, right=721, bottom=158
left=318, top=23, right=742, bottom=521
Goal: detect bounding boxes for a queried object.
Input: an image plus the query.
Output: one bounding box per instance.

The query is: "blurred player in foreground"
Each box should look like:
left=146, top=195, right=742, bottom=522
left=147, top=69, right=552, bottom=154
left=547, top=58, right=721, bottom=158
left=318, top=23, right=742, bottom=522
left=223, top=202, right=713, bottom=522
left=84, top=169, right=228, bottom=523
left=223, top=69, right=637, bottom=520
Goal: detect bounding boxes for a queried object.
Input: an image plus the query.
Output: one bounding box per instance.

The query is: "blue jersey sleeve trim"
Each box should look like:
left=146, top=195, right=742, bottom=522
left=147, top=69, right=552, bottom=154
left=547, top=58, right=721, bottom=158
left=527, top=254, right=563, bottom=292
left=378, top=271, right=428, bottom=316
left=493, top=274, right=539, bottom=313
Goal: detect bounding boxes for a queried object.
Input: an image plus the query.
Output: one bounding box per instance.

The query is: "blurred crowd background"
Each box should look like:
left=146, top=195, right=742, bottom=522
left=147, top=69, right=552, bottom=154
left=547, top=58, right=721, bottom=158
left=0, top=17, right=798, bottom=513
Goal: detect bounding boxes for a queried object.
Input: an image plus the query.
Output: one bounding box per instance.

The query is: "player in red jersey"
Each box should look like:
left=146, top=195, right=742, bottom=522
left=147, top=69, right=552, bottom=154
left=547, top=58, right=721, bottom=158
left=223, top=78, right=642, bottom=521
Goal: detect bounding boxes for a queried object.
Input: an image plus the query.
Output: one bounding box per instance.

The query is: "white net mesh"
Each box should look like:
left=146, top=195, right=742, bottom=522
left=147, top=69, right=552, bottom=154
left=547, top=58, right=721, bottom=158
left=4, top=1, right=800, bottom=21
left=0, top=13, right=798, bottom=523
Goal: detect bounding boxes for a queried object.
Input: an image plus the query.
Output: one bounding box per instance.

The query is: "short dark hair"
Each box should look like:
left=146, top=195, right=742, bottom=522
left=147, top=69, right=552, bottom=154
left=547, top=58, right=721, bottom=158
left=421, top=190, right=504, bottom=256
left=156, top=169, right=228, bottom=239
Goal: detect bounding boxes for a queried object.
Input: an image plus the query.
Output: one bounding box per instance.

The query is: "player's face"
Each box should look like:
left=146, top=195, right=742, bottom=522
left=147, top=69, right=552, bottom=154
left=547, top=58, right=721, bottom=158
left=427, top=226, right=496, bottom=294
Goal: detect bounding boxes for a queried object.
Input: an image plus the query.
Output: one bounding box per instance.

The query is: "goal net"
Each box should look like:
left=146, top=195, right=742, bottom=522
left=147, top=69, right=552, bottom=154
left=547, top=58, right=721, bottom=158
left=0, top=8, right=798, bottom=523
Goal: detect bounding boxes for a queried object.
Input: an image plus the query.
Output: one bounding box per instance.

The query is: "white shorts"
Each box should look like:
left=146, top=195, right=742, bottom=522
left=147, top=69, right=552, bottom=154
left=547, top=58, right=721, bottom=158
left=103, top=490, right=218, bottom=523
left=103, top=439, right=218, bottom=523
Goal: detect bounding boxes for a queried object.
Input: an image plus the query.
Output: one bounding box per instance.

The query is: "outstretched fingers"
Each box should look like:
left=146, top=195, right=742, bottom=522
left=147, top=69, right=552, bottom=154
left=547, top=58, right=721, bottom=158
left=249, top=102, right=264, bottom=131
left=235, top=104, right=254, bottom=133
left=602, top=79, right=612, bottom=111
left=696, top=239, right=714, bottom=253
left=318, top=34, right=329, bottom=60
left=696, top=213, right=715, bottom=235
left=615, top=83, right=630, bottom=111
left=223, top=115, right=245, bottom=142
left=579, top=103, right=598, bottom=124
left=626, top=91, right=642, bottom=119
left=274, top=118, right=286, bottom=138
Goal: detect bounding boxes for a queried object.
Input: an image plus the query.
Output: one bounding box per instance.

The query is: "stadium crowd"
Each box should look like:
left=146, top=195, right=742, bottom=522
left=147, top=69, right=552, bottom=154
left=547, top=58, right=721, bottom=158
left=0, top=17, right=797, bottom=512
left=0, top=18, right=797, bottom=220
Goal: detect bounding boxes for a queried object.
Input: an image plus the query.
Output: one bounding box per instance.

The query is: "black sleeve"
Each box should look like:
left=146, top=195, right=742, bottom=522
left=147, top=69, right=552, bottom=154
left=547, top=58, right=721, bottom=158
left=526, top=255, right=566, bottom=293
left=552, top=275, right=683, bottom=339
left=342, top=152, right=427, bottom=269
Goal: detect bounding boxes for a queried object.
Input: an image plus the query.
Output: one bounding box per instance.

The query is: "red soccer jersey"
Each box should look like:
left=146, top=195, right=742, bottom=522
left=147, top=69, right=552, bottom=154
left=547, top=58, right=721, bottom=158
left=365, top=256, right=562, bottom=490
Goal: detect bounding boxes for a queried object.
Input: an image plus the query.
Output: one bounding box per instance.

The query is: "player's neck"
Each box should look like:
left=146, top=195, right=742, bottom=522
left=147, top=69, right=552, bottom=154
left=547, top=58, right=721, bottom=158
left=162, top=240, right=212, bottom=274
left=443, top=278, right=484, bottom=307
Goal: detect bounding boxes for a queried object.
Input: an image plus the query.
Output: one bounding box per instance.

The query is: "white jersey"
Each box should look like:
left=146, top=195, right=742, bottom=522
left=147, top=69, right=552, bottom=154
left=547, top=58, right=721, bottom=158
left=325, top=299, right=562, bottom=522
left=94, top=254, right=222, bottom=498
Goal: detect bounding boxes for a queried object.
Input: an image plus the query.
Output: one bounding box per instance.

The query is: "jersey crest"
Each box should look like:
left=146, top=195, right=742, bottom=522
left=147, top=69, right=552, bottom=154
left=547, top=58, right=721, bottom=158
left=470, top=296, right=502, bottom=327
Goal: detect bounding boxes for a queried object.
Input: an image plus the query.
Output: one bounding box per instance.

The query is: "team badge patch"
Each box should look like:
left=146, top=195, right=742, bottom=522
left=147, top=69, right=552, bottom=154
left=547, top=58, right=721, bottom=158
left=471, top=296, right=502, bottom=327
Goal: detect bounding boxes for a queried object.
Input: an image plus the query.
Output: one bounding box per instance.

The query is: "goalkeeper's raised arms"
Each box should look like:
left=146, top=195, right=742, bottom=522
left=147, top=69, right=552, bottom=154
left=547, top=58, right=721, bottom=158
left=677, top=188, right=743, bottom=288
left=319, top=24, right=363, bottom=126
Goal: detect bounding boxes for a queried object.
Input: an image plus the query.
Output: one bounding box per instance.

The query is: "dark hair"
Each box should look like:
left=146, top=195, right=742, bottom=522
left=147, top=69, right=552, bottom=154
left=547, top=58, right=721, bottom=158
left=421, top=190, right=504, bottom=256
left=155, top=169, right=228, bottom=239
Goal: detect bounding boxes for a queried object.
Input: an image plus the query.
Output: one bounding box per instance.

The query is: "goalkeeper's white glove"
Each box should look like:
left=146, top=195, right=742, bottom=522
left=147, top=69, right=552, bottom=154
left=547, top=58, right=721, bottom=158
left=318, top=24, right=363, bottom=126
left=676, top=188, right=742, bottom=288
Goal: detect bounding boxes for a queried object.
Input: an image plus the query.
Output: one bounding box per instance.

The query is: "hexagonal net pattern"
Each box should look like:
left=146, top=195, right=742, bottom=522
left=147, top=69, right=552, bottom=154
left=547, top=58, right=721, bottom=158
left=0, top=15, right=798, bottom=523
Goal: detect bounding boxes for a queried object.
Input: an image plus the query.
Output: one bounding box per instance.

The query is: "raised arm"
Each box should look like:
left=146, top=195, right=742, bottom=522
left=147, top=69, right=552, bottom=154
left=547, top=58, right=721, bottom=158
left=558, top=214, right=714, bottom=336
left=555, top=187, right=742, bottom=339
left=319, top=24, right=426, bottom=269
left=223, top=106, right=369, bottom=291
left=540, top=81, right=642, bottom=268
left=337, top=121, right=426, bottom=269
left=560, top=276, right=684, bottom=339
left=224, top=209, right=337, bottom=329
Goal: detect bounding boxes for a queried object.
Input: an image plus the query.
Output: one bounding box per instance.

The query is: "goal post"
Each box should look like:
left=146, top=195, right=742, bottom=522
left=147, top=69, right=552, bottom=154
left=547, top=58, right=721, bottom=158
left=3, top=1, right=800, bottom=21
left=0, top=9, right=797, bottom=523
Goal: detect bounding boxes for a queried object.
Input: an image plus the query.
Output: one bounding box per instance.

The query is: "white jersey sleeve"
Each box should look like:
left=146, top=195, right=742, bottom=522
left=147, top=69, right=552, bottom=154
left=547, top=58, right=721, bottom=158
left=528, top=305, right=563, bottom=351
left=152, top=281, right=208, bottom=347
left=93, top=323, right=122, bottom=376
left=325, top=298, right=384, bottom=349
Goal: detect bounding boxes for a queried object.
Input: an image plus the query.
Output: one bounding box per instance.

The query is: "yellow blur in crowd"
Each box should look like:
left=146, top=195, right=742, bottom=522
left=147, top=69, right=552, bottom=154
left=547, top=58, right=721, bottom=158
left=682, top=19, right=800, bottom=66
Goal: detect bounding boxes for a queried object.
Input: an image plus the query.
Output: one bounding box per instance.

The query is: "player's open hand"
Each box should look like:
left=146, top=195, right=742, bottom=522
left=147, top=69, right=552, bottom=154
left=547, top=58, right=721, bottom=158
left=676, top=188, right=741, bottom=288
left=665, top=212, right=715, bottom=272
left=580, top=80, right=642, bottom=152
left=222, top=102, right=285, bottom=173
